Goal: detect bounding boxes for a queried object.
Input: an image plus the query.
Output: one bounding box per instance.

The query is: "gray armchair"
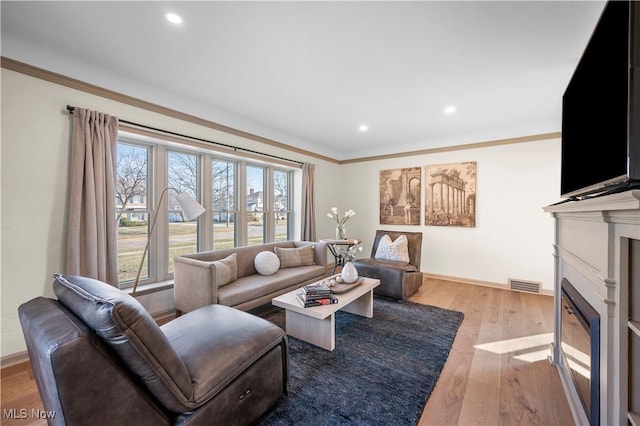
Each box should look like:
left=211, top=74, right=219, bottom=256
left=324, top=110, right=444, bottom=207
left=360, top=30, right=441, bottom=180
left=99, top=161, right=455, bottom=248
left=18, top=274, right=288, bottom=426
left=353, top=230, right=423, bottom=300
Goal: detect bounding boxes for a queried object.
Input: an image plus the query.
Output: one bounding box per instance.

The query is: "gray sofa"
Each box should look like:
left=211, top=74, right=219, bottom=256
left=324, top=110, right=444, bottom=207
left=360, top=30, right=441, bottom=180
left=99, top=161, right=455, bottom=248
left=174, top=241, right=328, bottom=314
left=18, top=274, right=288, bottom=426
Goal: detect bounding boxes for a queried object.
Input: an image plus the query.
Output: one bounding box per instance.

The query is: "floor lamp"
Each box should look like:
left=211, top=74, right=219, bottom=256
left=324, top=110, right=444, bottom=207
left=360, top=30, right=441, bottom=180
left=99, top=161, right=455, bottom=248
left=131, top=187, right=205, bottom=297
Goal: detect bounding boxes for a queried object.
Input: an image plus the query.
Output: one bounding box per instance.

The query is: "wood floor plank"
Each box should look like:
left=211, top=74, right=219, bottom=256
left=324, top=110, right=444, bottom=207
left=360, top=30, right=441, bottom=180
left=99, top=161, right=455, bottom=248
left=417, top=281, right=481, bottom=425
left=455, top=287, right=503, bottom=425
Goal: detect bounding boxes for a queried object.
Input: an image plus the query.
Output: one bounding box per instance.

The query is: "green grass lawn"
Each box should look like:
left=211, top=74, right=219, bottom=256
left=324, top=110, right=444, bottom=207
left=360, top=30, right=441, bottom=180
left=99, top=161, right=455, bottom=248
left=118, top=222, right=286, bottom=282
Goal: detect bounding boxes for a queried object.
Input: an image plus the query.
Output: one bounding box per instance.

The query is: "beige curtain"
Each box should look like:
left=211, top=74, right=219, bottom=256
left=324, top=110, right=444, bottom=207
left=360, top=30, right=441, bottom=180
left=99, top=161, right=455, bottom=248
left=300, top=162, right=316, bottom=241
left=66, top=108, right=119, bottom=285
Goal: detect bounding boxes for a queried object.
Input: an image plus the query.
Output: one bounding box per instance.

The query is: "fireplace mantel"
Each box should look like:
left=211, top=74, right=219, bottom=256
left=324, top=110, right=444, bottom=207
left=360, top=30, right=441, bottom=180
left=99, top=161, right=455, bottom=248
left=544, top=189, right=640, bottom=425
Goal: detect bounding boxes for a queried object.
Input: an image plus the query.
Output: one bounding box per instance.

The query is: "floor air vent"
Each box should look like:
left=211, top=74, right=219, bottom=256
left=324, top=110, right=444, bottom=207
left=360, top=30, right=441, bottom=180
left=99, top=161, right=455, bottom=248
left=508, top=278, right=541, bottom=294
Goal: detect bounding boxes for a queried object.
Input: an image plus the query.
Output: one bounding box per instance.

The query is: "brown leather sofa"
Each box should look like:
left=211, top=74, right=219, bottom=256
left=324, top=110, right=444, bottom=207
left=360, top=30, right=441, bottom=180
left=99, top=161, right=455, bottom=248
left=18, top=274, right=288, bottom=426
left=353, top=230, right=423, bottom=300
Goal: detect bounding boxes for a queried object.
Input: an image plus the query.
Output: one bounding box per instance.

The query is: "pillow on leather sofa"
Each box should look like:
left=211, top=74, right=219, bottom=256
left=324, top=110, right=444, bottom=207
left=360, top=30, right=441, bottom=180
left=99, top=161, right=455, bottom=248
left=254, top=251, right=280, bottom=275
left=275, top=245, right=315, bottom=268
left=374, top=234, right=410, bottom=263
left=214, top=253, right=238, bottom=286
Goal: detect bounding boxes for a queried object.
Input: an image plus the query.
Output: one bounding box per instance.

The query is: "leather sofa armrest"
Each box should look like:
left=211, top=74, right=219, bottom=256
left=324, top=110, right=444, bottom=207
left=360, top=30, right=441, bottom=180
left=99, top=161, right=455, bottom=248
left=173, top=256, right=220, bottom=314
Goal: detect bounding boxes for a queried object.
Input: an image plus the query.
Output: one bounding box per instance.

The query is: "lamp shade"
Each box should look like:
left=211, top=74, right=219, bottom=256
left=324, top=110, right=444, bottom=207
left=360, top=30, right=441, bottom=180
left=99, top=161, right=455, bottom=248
left=174, top=192, right=205, bottom=221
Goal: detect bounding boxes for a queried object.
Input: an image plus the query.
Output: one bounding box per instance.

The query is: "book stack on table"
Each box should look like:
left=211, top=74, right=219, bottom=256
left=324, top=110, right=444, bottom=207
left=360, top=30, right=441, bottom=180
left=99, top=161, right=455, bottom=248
left=296, top=282, right=338, bottom=307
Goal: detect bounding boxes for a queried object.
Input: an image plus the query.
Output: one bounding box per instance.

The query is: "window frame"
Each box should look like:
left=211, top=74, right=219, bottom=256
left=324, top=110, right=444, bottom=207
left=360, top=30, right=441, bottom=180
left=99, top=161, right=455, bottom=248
left=115, top=133, right=296, bottom=289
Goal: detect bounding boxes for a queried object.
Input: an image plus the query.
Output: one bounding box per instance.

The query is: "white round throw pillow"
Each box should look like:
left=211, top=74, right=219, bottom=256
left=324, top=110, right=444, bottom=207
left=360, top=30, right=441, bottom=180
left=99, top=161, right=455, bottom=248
left=254, top=251, right=280, bottom=275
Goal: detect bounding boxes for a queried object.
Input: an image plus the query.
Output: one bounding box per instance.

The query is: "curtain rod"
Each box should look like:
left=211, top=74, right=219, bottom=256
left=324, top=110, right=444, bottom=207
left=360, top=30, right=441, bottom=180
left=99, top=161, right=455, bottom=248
left=66, top=105, right=304, bottom=166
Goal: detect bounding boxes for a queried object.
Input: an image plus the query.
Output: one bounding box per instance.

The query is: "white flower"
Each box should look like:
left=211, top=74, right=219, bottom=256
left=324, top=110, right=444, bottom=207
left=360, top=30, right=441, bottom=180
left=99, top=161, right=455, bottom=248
left=327, top=207, right=356, bottom=227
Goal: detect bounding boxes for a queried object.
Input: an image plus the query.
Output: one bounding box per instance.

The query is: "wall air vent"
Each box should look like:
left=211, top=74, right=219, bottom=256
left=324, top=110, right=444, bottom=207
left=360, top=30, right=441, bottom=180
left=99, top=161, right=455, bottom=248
left=508, top=278, right=541, bottom=294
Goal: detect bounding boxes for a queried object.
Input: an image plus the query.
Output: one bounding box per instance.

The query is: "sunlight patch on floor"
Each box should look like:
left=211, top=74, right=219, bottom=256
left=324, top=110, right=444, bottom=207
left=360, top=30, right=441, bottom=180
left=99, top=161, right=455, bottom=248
left=473, top=332, right=553, bottom=362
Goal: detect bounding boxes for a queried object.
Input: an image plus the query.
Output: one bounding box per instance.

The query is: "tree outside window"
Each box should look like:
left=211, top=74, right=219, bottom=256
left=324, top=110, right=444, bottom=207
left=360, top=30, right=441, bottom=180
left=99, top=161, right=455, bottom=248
left=212, top=159, right=236, bottom=249
left=167, top=151, right=200, bottom=273
left=115, top=143, right=149, bottom=283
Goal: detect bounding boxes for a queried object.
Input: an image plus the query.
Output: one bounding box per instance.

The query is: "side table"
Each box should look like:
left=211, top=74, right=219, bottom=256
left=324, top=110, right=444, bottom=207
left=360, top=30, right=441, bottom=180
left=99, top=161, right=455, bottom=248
left=320, top=238, right=360, bottom=275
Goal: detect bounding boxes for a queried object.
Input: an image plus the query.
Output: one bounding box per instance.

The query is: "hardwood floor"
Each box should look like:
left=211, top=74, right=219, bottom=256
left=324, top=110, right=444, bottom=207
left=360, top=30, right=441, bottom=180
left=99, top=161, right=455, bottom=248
left=1, top=278, right=573, bottom=425
left=415, top=278, right=573, bottom=426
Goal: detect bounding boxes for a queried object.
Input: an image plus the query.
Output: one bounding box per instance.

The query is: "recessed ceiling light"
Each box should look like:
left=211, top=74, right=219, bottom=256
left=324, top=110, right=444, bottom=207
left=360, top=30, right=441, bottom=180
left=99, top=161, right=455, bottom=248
left=444, top=105, right=456, bottom=115
left=359, top=125, right=368, bottom=132
left=166, top=13, right=183, bottom=24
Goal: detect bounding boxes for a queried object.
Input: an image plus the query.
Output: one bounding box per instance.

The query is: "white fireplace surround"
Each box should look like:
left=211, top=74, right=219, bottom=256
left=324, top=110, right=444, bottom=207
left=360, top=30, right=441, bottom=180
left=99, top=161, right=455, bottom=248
left=544, top=189, right=640, bottom=425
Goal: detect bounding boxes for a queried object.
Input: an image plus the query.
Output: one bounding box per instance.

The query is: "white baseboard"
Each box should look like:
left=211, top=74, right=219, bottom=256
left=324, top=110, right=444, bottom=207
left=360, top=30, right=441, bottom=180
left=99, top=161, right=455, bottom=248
left=423, top=272, right=553, bottom=296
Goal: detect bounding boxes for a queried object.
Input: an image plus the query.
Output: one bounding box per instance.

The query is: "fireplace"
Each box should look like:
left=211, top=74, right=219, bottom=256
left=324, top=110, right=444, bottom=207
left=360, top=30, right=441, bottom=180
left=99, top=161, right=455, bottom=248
left=560, top=278, right=600, bottom=425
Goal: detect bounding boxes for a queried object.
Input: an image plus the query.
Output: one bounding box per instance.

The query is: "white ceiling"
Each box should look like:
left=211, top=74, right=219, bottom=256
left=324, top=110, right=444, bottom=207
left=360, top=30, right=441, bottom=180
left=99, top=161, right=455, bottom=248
left=1, top=1, right=607, bottom=161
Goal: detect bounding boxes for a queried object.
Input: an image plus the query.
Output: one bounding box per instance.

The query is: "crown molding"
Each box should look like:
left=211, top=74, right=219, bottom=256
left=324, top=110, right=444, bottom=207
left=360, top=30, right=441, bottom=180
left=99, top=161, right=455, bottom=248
left=2, top=56, right=559, bottom=165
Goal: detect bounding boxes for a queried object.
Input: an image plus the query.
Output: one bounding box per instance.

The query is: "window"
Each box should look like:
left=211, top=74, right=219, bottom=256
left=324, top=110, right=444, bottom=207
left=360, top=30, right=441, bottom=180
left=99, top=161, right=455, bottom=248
left=115, top=142, right=149, bottom=283
left=274, top=169, right=291, bottom=241
left=212, top=159, right=236, bottom=250
left=115, top=135, right=296, bottom=288
left=167, top=150, right=200, bottom=274
left=246, top=165, right=266, bottom=246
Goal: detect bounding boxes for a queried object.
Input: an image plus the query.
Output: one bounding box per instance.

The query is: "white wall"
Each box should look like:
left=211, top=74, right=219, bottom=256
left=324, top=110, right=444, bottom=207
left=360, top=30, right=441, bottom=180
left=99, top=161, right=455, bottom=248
left=339, top=139, right=561, bottom=291
left=1, top=67, right=561, bottom=359
left=0, top=69, right=341, bottom=357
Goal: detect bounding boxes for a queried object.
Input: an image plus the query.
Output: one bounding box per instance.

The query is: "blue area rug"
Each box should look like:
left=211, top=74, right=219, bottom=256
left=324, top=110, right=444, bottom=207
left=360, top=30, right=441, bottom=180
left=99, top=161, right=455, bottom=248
left=256, top=297, right=464, bottom=426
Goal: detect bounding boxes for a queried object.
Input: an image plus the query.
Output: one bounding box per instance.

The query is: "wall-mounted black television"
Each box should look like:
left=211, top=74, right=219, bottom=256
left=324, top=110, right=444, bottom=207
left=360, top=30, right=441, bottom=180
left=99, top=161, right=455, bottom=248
left=560, top=0, right=640, bottom=199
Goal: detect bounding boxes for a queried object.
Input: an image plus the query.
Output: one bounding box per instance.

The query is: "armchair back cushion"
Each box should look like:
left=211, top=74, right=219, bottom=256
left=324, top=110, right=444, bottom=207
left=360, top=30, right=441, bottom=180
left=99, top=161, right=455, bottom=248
left=18, top=297, right=170, bottom=426
left=52, top=273, right=193, bottom=412
left=370, top=230, right=422, bottom=270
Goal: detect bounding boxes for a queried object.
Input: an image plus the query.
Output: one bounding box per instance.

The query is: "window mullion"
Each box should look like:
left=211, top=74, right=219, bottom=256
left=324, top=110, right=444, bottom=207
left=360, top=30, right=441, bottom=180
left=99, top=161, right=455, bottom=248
left=201, top=154, right=213, bottom=251
left=238, top=161, right=248, bottom=246
left=155, top=146, right=169, bottom=282
left=266, top=166, right=274, bottom=241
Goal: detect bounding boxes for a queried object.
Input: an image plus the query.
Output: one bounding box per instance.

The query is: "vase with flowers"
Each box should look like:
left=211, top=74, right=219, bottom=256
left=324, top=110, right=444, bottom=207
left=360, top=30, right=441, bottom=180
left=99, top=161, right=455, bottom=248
left=340, top=240, right=363, bottom=283
left=327, top=207, right=355, bottom=240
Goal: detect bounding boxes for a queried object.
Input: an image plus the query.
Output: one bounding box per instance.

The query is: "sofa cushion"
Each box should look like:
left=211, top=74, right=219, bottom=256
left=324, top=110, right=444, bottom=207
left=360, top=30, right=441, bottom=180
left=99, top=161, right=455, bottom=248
left=51, top=273, right=193, bottom=412
left=354, top=257, right=417, bottom=272
left=254, top=251, right=280, bottom=275
left=214, top=253, right=238, bottom=287
left=374, top=234, right=410, bottom=263
left=218, top=265, right=325, bottom=307
left=275, top=245, right=315, bottom=268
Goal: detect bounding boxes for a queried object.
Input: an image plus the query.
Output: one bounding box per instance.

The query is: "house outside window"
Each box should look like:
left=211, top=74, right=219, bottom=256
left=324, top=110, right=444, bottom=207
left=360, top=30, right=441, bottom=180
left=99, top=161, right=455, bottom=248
left=247, top=165, right=266, bottom=246
left=274, top=169, right=291, bottom=241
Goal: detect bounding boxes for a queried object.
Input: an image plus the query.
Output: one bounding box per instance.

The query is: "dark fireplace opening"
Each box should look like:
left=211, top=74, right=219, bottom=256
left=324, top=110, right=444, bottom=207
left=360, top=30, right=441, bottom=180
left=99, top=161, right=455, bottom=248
left=561, top=278, right=600, bottom=425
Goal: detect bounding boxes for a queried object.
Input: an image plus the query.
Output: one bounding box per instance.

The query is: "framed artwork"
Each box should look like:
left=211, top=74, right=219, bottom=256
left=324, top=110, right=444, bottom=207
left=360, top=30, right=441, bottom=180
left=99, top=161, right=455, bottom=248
left=379, top=167, right=421, bottom=225
left=425, top=161, right=476, bottom=227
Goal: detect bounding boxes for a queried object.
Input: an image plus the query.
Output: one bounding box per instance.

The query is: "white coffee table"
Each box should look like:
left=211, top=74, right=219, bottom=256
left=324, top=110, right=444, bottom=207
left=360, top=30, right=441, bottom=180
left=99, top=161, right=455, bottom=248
left=272, top=277, right=380, bottom=351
